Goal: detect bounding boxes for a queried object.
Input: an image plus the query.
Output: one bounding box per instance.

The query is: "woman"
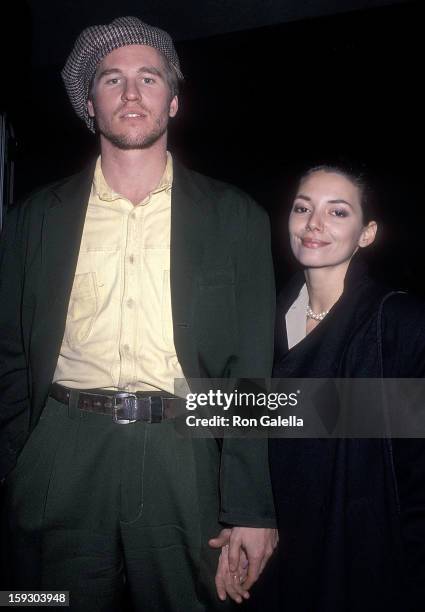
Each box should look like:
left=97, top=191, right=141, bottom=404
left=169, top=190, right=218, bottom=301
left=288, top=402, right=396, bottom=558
left=269, top=165, right=425, bottom=612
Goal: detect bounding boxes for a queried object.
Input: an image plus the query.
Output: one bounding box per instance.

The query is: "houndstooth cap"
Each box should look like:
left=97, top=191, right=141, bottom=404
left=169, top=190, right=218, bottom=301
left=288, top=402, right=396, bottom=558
left=62, top=16, right=183, bottom=132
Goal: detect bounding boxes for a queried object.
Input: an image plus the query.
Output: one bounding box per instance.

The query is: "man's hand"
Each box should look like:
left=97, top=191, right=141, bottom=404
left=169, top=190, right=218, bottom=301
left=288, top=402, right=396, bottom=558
left=213, top=536, right=250, bottom=604
left=209, top=527, right=278, bottom=602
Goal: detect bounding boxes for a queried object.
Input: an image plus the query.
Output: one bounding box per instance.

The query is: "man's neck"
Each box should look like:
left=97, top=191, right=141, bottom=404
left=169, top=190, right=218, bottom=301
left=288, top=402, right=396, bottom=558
left=100, top=137, right=168, bottom=205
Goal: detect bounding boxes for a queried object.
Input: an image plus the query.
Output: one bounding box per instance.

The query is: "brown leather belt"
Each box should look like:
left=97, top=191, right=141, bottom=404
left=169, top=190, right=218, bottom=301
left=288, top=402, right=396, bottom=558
left=50, top=383, right=186, bottom=424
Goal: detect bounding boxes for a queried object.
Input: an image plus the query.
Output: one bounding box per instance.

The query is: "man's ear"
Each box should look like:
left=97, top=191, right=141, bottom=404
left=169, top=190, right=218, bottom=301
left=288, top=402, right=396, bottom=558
left=87, top=98, right=95, bottom=118
left=169, top=95, right=178, bottom=118
left=358, top=220, right=378, bottom=248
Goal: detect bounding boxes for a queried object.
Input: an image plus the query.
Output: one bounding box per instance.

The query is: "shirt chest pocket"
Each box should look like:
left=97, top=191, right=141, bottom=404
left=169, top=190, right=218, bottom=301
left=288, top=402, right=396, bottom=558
left=65, top=272, right=98, bottom=349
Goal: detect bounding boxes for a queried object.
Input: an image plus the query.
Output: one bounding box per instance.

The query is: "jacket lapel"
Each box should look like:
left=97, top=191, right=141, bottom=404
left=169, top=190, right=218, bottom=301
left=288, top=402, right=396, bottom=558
left=170, top=160, right=205, bottom=378
left=30, top=164, right=94, bottom=422
left=44, top=165, right=94, bottom=308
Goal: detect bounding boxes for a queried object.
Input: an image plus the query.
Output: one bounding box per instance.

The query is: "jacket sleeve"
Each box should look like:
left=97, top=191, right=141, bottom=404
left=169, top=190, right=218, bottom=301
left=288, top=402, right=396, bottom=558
left=0, top=203, right=31, bottom=480
left=219, top=196, right=276, bottom=527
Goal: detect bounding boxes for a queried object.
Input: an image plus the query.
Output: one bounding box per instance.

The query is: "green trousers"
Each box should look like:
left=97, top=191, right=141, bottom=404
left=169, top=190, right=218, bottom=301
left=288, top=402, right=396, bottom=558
left=4, top=396, right=231, bottom=612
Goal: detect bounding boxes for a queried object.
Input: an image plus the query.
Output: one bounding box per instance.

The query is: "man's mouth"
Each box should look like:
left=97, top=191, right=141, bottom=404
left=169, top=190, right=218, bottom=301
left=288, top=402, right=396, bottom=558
left=118, top=107, right=148, bottom=119
left=121, top=112, right=145, bottom=118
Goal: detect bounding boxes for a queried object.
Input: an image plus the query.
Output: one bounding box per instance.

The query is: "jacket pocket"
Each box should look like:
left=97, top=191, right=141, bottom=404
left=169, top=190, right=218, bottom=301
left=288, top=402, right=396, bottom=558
left=65, top=272, right=98, bottom=349
left=195, top=265, right=237, bottom=365
left=199, top=264, right=235, bottom=287
left=5, top=414, right=52, bottom=485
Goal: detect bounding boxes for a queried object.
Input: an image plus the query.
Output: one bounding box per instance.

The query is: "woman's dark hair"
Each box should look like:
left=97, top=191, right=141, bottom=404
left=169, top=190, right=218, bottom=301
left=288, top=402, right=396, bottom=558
left=297, top=163, right=378, bottom=225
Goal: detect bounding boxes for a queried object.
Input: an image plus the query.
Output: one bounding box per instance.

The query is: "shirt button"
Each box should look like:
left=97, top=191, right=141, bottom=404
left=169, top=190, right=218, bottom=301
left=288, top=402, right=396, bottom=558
left=129, top=254, right=134, bottom=264
left=130, top=212, right=136, bottom=220
left=127, top=298, right=134, bottom=308
left=123, top=344, right=130, bottom=352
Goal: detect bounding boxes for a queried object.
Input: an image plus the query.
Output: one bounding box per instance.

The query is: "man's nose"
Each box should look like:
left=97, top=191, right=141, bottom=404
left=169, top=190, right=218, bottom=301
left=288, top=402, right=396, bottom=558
left=121, top=79, right=140, bottom=101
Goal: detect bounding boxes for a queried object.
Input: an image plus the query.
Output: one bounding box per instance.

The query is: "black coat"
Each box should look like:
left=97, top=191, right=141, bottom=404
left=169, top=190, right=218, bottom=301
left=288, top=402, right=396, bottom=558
left=268, top=255, right=425, bottom=612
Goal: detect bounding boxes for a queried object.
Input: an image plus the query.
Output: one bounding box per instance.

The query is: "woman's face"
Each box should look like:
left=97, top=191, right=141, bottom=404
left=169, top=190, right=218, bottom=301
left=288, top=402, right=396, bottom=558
left=288, top=170, right=376, bottom=270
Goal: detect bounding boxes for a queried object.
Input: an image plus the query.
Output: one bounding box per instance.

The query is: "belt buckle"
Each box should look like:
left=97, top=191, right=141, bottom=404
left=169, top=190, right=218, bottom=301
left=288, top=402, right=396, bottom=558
left=113, top=392, right=137, bottom=424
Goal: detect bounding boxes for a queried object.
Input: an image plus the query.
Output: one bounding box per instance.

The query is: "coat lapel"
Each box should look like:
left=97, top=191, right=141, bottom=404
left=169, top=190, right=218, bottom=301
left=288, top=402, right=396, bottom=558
left=170, top=160, right=205, bottom=378
left=43, top=165, right=95, bottom=309
left=30, top=164, right=94, bottom=422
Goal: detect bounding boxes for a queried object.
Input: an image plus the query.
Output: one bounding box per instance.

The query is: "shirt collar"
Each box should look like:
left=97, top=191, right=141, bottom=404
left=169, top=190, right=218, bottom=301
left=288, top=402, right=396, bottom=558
left=92, top=151, right=173, bottom=203
left=285, top=283, right=309, bottom=349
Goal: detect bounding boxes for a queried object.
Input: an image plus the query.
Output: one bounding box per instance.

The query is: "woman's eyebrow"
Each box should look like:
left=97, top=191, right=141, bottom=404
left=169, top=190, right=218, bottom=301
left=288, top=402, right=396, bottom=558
left=294, top=195, right=354, bottom=210
left=327, top=198, right=353, bottom=208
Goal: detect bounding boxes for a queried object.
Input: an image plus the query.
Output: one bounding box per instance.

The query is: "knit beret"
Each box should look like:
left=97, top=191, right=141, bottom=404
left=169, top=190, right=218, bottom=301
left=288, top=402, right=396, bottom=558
left=62, top=16, right=183, bottom=132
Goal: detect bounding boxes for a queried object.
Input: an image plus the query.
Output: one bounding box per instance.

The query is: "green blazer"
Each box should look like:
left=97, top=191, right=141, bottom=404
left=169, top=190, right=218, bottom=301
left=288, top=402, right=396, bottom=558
left=0, top=159, right=276, bottom=526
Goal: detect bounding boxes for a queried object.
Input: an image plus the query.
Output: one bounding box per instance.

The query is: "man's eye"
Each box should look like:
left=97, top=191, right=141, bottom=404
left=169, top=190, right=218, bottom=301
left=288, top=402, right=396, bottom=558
left=142, top=77, right=155, bottom=84
left=106, top=78, right=120, bottom=85
left=293, top=205, right=309, bottom=214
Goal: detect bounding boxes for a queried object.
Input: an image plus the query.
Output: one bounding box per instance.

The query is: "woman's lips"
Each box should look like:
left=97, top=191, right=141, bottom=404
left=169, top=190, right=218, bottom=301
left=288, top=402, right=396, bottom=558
left=301, top=238, right=331, bottom=248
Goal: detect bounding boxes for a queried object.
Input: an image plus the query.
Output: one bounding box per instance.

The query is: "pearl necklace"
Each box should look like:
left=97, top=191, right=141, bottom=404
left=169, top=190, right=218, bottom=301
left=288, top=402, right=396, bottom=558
left=306, top=305, right=329, bottom=321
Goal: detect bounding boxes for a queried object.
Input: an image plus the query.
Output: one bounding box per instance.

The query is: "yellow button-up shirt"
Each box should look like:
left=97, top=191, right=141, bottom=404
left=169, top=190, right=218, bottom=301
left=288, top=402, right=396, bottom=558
left=53, top=153, right=187, bottom=395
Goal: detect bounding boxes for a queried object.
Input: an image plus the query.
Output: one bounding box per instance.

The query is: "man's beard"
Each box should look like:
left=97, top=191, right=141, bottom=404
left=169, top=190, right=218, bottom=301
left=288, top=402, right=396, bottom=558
left=95, top=113, right=168, bottom=150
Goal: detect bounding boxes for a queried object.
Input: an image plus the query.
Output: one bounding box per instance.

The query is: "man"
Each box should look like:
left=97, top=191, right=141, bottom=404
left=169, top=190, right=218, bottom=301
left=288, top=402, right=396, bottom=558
left=0, top=16, right=277, bottom=611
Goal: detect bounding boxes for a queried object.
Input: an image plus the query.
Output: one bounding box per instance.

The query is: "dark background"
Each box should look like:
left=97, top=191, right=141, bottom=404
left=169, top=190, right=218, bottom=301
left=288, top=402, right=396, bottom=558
left=1, top=0, right=422, bottom=292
